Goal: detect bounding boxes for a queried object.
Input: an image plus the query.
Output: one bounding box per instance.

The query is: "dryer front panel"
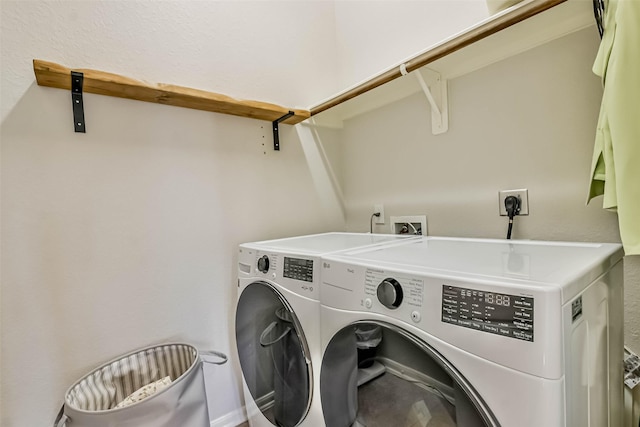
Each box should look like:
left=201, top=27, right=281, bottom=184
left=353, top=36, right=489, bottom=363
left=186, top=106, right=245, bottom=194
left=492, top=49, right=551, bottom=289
left=236, top=281, right=312, bottom=427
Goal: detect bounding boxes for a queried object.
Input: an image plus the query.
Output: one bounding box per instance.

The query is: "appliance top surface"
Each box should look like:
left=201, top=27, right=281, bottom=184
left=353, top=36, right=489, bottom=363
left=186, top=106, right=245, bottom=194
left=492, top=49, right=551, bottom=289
left=242, top=232, right=415, bottom=255
left=324, top=236, right=623, bottom=290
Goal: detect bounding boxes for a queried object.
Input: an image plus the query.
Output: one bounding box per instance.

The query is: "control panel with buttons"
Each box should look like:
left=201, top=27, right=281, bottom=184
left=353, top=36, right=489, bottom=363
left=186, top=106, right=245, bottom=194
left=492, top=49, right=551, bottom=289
left=240, top=249, right=319, bottom=300
left=362, top=268, right=425, bottom=324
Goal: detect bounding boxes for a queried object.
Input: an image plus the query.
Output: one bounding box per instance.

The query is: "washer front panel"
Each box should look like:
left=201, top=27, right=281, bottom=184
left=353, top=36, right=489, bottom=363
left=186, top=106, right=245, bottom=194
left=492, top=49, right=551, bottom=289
left=320, top=258, right=563, bottom=379
left=320, top=305, right=566, bottom=427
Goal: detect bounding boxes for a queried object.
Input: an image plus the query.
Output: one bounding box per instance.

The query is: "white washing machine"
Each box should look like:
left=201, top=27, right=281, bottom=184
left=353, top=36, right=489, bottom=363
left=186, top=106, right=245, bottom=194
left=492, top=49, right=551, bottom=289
left=235, top=232, right=417, bottom=427
left=319, top=237, right=624, bottom=427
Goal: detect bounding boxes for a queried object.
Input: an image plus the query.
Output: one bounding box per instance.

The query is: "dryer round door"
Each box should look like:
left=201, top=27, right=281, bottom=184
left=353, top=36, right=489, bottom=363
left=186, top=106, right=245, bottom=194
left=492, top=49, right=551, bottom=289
left=320, top=321, right=500, bottom=427
left=236, top=281, right=312, bottom=427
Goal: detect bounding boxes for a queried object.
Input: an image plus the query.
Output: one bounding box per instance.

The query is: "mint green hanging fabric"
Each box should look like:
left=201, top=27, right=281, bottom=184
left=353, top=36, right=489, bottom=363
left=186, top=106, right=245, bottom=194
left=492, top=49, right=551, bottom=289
left=588, top=0, right=640, bottom=255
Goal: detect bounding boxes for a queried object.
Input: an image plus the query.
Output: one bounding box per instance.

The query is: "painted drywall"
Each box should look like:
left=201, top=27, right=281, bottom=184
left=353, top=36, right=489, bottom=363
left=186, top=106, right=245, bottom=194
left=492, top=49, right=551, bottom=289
left=331, top=27, right=640, bottom=352
left=0, top=2, right=344, bottom=426
left=332, top=0, right=490, bottom=90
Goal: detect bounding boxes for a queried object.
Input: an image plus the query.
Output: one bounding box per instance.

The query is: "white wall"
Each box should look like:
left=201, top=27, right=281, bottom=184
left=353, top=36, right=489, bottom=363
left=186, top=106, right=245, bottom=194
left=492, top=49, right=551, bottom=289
left=0, top=2, right=343, bottom=426
left=332, top=0, right=489, bottom=89
left=332, top=27, right=640, bottom=352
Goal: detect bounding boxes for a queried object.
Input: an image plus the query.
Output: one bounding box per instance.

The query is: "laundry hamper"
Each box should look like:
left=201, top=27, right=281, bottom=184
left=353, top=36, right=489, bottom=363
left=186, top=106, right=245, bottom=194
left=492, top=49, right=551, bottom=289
left=53, top=343, right=227, bottom=427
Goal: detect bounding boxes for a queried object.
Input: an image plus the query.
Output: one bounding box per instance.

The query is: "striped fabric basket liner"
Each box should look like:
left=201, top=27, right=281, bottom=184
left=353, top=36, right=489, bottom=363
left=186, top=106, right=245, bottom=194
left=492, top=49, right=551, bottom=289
left=55, top=343, right=227, bottom=427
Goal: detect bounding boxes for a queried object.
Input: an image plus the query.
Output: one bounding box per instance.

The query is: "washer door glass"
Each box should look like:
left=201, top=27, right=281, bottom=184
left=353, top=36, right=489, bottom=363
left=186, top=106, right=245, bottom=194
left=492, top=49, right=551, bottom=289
left=320, top=321, right=500, bottom=427
left=236, top=281, right=311, bottom=427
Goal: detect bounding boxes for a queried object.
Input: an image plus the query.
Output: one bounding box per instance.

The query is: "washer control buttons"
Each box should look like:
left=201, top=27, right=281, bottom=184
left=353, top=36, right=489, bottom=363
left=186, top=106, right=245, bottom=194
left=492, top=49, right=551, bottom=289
left=411, top=311, right=421, bottom=323
left=257, top=255, right=270, bottom=273
left=377, top=278, right=403, bottom=309
left=364, top=298, right=373, bottom=309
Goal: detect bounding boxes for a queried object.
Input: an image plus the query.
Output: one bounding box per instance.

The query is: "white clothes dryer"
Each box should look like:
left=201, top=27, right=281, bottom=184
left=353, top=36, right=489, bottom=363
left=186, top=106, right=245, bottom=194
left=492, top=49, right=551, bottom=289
left=318, top=237, right=624, bottom=427
left=235, top=232, right=416, bottom=427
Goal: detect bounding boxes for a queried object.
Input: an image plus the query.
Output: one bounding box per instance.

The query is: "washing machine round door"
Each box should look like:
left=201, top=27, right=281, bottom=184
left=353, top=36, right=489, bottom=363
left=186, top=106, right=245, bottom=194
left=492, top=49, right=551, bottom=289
left=235, top=281, right=312, bottom=427
left=320, top=321, right=500, bottom=427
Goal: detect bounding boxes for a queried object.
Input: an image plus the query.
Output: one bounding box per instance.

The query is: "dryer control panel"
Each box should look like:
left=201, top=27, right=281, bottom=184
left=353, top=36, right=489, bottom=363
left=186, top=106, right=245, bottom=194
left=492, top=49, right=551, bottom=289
left=441, top=285, right=534, bottom=342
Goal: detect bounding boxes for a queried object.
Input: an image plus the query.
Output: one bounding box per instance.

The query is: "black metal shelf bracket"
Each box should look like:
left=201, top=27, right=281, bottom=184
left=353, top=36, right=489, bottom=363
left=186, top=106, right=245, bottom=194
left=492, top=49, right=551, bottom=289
left=71, top=71, right=85, bottom=133
left=272, top=111, right=294, bottom=151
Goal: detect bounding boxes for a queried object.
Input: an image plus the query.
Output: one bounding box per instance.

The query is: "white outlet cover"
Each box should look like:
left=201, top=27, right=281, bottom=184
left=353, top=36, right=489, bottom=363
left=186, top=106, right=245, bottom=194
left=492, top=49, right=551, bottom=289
left=374, top=204, right=384, bottom=224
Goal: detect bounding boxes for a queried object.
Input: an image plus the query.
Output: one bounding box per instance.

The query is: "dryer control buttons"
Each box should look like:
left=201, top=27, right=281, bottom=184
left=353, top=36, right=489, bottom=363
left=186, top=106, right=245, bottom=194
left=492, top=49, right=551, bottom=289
left=411, top=311, right=421, bottom=323
left=377, top=278, right=403, bottom=309
left=257, top=255, right=270, bottom=273
left=364, top=298, right=373, bottom=309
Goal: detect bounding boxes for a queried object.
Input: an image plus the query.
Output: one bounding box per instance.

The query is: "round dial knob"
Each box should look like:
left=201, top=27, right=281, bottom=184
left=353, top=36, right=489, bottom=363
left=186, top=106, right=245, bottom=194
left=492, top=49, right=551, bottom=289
left=257, top=255, right=270, bottom=273
left=377, top=278, right=403, bottom=309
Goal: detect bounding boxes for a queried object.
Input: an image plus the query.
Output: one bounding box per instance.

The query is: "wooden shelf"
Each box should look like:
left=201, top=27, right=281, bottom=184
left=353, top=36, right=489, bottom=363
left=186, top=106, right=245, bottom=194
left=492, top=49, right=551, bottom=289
left=33, top=0, right=594, bottom=130
left=309, top=0, right=594, bottom=125
left=33, top=59, right=309, bottom=125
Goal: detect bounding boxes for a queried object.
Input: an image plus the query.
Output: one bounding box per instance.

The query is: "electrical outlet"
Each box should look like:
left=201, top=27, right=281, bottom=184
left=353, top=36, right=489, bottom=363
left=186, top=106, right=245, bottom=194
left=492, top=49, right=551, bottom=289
left=390, top=215, right=427, bottom=235
left=498, top=189, right=529, bottom=216
left=374, top=204, right=384, bottom=224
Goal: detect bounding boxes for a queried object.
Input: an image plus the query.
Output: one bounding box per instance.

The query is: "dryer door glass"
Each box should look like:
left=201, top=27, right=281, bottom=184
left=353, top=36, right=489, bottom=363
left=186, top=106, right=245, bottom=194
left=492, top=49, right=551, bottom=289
left=236, top=281, right=311, bottom=427
left=320, top=321, right=499, bottom=427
